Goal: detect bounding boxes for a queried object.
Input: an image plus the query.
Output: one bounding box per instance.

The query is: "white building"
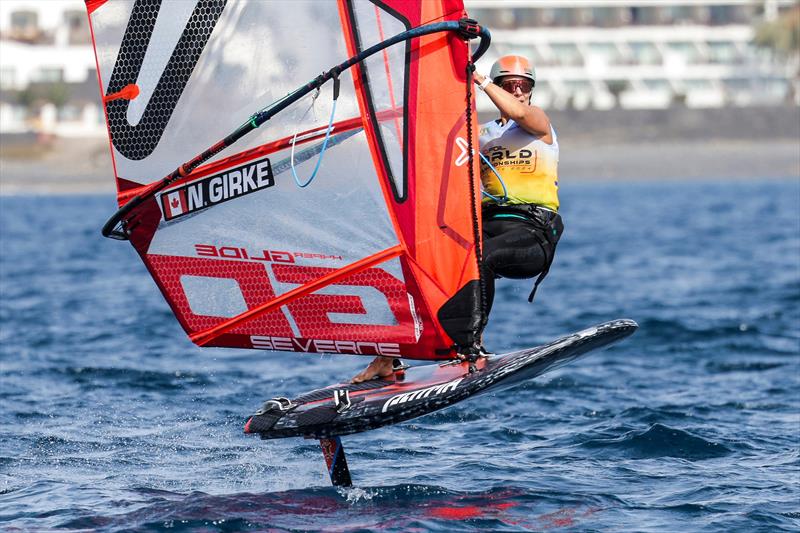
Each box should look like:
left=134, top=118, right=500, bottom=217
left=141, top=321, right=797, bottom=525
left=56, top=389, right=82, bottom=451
left=0, top=0, right=102, bottom=137
left=0, top=0, right=796, bottom=138
left=467, top=0, right=799, bottom=110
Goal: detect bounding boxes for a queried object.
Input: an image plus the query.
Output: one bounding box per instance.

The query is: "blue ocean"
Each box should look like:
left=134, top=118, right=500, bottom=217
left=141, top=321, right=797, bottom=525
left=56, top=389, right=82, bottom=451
left=1, top=179, right=798, bottom=532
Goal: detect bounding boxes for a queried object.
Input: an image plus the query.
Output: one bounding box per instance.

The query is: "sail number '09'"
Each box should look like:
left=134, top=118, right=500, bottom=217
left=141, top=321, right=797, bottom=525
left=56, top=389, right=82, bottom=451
left=153, top=252, right=418, bottom=354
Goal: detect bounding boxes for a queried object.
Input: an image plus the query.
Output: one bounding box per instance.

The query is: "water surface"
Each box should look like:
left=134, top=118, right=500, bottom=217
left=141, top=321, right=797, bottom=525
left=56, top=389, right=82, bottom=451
left=1, top=179, right=798, bottom=531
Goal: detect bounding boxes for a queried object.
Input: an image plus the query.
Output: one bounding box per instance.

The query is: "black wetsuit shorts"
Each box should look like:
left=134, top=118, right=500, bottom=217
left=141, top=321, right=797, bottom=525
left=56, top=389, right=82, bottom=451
left=481, top=204, right=564, bottom=320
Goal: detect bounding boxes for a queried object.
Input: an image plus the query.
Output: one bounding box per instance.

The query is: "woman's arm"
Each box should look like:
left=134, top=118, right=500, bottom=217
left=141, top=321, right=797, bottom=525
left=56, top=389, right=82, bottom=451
left=474, top=72, right=553, bottom=144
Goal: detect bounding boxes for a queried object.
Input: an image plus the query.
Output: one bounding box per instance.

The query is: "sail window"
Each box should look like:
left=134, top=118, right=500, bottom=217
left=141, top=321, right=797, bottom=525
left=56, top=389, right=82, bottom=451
left=349, top=1, right=410, bottom=200
left=181, top=275, right=248, bottom=318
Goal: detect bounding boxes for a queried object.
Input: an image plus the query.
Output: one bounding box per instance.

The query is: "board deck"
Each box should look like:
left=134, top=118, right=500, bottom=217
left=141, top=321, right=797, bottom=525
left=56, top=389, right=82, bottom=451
left=245, top=319, right=637, bottom=439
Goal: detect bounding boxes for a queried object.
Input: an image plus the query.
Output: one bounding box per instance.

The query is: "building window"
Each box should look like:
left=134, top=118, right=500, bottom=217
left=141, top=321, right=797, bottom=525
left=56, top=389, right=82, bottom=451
left=564, top=80, right=593, bottom=93
left=512, top=8, right=538, bottom=27
left=629, top=42, right=662, bottom=65
left=707, top=41, right=742, bottom=64
left=65, top=9, right=90, bottom=44
left=57, top=104, right=81, bottom=122
left=683, top=79, right=716, bottom=91
left=642, top=79, right=673, bottom=92
left=471, top=8, right=515, bottom=30
left=630, top=7, right=671, bottom=25
left=550, top=43, right=584, bottom=66
left=591, top=7, right=629, bottom=27
left=664, top=6, right=696, bottom=25
left=0, top=67, right=16, bottom=90
left=10, top=10, right=38, bottom=31
left=587, top=42, right=625, bottom=65
left=9, top=10, right=40, bottom=41
left=724, top=78, right=750, bottom=90
left=709, top=5, right=753, bottom=25
left=33, top=68, right=64, bottom=83
left=64, top=10, right=84, bottom=30
left=551, top=8, right=575, bottom=27
left=666, top=42, right=705, bottom=64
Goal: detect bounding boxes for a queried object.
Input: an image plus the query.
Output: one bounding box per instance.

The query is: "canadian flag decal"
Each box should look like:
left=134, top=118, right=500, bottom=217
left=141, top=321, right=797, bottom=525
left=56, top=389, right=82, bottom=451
left=156, top=156, right=275, bottom=222
left=162, top=190, right=187, bottom=220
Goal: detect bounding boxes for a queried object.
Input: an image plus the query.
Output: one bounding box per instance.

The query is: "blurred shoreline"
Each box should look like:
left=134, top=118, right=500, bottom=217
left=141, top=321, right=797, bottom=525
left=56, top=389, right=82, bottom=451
left=1, top=106, right=798, bottom=195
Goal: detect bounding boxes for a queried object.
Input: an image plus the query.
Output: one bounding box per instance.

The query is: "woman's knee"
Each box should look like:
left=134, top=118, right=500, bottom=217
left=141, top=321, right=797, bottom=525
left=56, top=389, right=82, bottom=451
left=487, top=242, right=550, bottom=279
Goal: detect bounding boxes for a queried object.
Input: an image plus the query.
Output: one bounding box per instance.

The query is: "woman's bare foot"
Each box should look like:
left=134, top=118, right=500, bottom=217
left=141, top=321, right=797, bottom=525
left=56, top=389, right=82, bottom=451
left=351, top=356, right=396, bottom=383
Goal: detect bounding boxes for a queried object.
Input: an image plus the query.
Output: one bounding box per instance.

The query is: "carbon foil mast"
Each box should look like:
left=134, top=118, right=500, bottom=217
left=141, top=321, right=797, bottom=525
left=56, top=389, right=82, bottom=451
left=319, top=437, right=352, bottom=487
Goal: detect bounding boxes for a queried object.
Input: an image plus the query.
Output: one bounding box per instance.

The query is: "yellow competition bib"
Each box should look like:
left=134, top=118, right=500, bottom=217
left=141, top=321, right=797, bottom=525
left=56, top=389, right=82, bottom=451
left=479, top=119, right=559, bottom=211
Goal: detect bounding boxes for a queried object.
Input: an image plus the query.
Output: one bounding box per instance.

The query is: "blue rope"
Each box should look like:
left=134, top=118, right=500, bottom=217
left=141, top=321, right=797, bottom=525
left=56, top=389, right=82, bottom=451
left=479, top=151, right=508, bottom=203
left=290, top=96, right=338, bottom=188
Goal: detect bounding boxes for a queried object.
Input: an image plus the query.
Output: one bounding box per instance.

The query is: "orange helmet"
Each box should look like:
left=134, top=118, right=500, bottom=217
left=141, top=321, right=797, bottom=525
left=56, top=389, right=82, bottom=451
left=490, top=55, right=536, bottom=85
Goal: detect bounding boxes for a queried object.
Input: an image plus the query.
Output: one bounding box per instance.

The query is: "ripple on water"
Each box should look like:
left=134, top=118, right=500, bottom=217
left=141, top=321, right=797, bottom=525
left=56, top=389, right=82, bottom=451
left=578, top=423, right=733, bottom=460
left=48, top=366, right=213, bottom=392
left=705, top=360, right=787, bottom=373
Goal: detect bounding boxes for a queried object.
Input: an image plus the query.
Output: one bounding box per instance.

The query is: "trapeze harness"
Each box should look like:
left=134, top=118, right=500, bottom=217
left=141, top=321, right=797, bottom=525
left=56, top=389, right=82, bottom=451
left=479, top=119, right=562, bottom=303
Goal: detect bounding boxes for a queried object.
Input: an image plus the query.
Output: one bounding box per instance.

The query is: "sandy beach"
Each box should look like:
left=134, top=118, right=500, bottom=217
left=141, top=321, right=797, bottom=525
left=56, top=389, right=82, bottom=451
left=1, top=106, right=797, bottom=195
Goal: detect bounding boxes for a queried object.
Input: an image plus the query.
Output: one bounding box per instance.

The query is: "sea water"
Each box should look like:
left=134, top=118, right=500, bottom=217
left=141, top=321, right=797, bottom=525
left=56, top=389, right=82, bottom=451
left=1, top=179, right=798, bottom=532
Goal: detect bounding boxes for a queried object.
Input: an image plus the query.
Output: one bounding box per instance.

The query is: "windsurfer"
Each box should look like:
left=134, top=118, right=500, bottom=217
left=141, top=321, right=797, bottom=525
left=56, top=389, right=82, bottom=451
left=472, top=54, right=563, bottom=332
left=352, top=54, right=562, bottom=383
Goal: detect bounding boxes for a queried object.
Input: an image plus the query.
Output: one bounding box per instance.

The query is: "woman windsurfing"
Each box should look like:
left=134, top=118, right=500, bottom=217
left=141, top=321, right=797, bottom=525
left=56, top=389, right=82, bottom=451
left=352, top=54, right=563, bottom=383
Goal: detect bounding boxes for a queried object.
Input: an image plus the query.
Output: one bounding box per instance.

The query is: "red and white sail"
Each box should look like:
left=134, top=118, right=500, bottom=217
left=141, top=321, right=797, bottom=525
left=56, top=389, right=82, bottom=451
left=86, top=0, right=483, bottom=360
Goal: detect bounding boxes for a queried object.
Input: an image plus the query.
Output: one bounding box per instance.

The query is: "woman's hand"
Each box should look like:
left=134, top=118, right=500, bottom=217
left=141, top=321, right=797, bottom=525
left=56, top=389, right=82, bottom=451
left=473, top=71, right=487, bottom=86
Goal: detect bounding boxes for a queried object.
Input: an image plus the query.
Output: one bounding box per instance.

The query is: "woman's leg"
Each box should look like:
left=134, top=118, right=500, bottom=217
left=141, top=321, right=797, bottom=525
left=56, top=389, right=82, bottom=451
left=481, top=218, right=552, bottom=322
